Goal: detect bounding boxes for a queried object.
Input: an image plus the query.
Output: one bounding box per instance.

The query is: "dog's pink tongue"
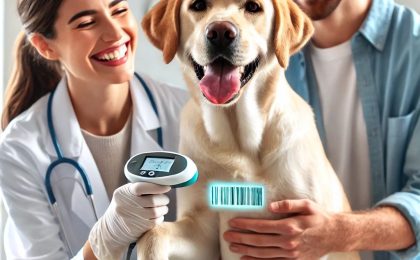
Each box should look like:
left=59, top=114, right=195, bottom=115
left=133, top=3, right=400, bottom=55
left=199, top=61, right=240, bottom=104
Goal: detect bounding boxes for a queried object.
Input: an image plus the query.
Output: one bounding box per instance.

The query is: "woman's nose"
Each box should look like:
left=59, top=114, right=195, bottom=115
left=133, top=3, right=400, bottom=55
left=101, top=19, right=124, bottom=42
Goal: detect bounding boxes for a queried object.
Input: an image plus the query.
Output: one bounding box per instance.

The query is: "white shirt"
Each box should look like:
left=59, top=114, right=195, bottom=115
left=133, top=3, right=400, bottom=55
left=82, top=114, right=132, bottom=199
left=310, top=41, right=373, bottom=260
left=311, top=41, right=372, bottom=211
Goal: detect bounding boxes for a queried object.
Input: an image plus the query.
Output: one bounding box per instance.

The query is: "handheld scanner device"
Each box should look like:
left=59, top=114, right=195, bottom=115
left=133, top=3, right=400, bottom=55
left=124, top=151, right=199, bottom=188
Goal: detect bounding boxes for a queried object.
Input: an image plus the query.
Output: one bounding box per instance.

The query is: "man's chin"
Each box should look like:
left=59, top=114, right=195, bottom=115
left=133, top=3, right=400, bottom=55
left=292, top=0, right=342, bottom=21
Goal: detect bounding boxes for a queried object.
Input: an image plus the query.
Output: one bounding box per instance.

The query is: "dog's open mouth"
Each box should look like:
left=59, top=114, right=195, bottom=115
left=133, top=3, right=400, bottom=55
left=191, top=56, right=259, bottom=105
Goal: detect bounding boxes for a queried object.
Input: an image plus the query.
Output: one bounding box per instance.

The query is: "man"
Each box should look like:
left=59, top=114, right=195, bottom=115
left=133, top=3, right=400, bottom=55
left=223, top=0, right=420, bottom=259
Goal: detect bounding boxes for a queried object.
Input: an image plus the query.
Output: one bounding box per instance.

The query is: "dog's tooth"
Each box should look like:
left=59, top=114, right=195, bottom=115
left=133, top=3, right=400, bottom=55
left=239, top=66, right=245, bottom=74
left=204, top=66, right=208, bottom=72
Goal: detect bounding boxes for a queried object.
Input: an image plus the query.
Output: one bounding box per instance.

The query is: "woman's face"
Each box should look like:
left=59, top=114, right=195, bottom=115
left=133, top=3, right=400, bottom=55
left=47, top=0, right=138, bottom=85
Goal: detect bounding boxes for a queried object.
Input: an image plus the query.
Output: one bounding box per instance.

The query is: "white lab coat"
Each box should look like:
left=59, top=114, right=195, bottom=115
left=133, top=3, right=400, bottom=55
left=0, top=73, right=188, bottom=259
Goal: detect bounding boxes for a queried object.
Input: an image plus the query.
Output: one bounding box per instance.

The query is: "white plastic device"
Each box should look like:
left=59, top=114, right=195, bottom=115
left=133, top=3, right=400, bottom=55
left=124, top=151, right=199, bottom=188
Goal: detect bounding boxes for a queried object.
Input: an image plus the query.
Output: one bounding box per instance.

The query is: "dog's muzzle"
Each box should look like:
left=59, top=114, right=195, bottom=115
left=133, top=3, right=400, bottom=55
left=190, top=21, right=259, bottom=105
left=206, top=21, right=238, bottom=54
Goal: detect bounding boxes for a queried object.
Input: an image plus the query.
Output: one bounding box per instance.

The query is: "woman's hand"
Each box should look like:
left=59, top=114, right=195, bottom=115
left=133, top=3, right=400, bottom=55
left=223, top=199, right=339, bottom=259
left=87, top=182, right=171, bottom=260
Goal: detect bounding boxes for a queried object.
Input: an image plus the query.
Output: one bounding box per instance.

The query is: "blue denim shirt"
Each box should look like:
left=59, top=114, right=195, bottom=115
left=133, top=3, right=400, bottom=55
left=286, top=0, right=420, bottom=259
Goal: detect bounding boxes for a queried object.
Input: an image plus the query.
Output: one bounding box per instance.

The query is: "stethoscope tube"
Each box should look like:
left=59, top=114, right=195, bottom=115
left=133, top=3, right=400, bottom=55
left=45, top=87, right=94, bottom=201
left=45, top=73, right=162, bottom=257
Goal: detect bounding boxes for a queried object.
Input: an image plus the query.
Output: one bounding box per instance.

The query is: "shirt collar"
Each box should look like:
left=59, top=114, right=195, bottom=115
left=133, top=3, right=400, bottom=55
left=358, top=0, right=394, bottom=51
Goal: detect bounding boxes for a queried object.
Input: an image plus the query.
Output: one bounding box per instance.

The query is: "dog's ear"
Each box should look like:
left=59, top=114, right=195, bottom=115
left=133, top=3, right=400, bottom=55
left=272, top=0, right=314, bottom=68
left=141, top=0, right=183, bottom=64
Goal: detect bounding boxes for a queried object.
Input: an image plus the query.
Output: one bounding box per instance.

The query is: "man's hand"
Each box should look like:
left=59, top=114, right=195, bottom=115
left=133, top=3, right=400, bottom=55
left=223, top=199, right=339, bottom=259
left=224, top=199, right=416, bottom=259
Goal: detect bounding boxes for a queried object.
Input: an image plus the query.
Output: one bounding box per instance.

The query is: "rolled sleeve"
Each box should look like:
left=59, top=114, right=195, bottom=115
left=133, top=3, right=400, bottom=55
left=376, top=107, right=420, bottom=259
left=377, top=192, right=420, bottom=259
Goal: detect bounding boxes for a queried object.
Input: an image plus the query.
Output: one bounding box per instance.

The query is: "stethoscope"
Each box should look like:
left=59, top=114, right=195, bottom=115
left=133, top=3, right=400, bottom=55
left=45, top=72, right=162, bottom=256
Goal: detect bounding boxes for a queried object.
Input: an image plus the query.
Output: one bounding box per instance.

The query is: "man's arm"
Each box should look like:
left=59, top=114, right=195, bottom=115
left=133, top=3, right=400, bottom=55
left=333, top=206, right=415, bottom=252
left=223, top=200, right=415, bottom=259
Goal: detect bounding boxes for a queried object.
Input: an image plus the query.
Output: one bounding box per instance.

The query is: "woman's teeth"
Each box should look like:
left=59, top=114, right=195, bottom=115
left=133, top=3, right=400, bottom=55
left=96, top=44, right=128, bottom=61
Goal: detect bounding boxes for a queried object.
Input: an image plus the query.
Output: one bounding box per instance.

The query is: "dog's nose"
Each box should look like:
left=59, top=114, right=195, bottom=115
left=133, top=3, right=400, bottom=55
left=206, top=21, right=238, bottom=48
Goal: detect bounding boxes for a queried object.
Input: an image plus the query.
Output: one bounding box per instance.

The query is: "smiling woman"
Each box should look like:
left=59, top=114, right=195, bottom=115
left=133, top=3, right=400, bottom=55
left=0, top=0, right=188, bottom=259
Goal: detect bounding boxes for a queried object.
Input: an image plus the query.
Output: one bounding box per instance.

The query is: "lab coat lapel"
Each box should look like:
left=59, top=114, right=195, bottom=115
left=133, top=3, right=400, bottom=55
left=130, top=75, right=163, bottom=156
left=45, top=78, right=109, bottom=225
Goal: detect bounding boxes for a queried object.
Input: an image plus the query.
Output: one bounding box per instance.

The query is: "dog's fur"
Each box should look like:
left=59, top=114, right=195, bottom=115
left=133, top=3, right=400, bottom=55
left=139, top=0, right=360, bottom=259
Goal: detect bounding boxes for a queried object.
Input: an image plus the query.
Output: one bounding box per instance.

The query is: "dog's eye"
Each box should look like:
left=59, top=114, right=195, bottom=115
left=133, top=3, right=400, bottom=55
left=189, top=0, right=207, bottom=12
left=245, top=1, right=262, bottom=13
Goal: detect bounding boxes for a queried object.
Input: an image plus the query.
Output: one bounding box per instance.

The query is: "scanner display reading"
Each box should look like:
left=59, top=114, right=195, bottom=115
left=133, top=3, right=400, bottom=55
left=140, top=157, right=175, bottom=172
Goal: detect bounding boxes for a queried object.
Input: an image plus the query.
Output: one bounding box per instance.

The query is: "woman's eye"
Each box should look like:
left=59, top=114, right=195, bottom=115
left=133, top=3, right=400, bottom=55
left=112, top=8, right=128, bottom=16
left=245, top=1, right=262, bottom=13
left=76, top=21, right=95, bottom=29
left=189, top=0, right=207, bottom=12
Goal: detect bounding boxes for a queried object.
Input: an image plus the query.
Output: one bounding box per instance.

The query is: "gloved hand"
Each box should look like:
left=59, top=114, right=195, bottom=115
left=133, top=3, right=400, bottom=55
left=88, top=182, right=171, bottom=260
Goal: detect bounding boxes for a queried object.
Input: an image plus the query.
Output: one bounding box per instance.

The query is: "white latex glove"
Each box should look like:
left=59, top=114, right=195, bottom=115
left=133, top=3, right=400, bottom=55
left=88, top=182, right=171, bottom=260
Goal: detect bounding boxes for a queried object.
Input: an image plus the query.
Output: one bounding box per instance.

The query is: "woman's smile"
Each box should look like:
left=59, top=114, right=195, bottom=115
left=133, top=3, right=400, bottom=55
left=91, top=41, right=130, bottom=66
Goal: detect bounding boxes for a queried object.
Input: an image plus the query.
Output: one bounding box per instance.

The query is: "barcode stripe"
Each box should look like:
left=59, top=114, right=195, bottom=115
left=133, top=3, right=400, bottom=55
left=209, top=184, right=264, bottom=209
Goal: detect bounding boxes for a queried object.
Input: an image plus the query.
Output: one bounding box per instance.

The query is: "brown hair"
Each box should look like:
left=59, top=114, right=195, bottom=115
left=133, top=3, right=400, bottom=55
left=1, top=0, right=64, bottom=129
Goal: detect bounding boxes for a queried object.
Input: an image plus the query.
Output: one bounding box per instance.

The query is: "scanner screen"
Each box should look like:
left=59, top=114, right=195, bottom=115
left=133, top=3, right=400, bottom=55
left=140, top=157, right=175, bottom=172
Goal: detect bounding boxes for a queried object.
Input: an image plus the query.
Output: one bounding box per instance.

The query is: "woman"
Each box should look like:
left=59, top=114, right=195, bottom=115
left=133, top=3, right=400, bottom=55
left=0, top=0, right=187, bottom=259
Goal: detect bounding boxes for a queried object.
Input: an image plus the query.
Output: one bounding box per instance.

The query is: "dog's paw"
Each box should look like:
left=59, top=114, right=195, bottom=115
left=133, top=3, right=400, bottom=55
left=136, top=226, right=170, bottom=260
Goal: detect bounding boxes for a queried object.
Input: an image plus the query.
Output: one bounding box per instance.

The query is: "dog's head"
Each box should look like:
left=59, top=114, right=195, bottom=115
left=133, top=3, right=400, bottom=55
left=142, top=0, right=313, bottom=106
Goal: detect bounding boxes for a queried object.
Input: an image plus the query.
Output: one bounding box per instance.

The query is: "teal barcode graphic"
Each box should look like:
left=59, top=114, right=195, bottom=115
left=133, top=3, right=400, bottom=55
left=208, top=182, right=265, bottom=211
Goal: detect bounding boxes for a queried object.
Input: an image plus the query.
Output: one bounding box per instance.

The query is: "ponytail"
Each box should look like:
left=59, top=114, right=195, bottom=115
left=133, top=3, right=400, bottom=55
left=1, top=31, right=62, bottom=130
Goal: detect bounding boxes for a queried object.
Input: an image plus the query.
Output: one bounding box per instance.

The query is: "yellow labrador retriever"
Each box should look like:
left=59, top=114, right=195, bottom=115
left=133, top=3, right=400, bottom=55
left=140, top=0, right=359, bottom=259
